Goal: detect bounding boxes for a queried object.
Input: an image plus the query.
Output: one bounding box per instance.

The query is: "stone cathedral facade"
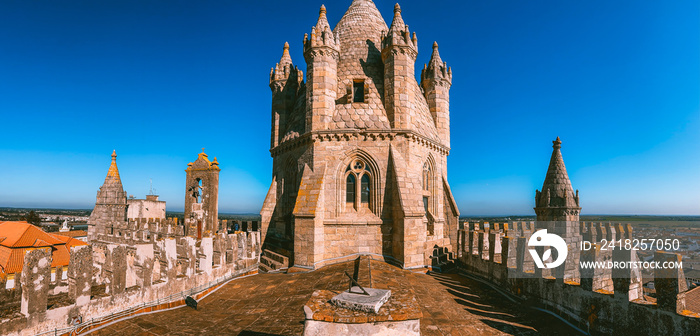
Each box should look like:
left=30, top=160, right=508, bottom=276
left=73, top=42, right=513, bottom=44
left=260, top=0, right=459, bottom=270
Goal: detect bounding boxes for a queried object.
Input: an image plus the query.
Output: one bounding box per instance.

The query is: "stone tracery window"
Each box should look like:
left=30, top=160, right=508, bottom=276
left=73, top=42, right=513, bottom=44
left=346, top=174, right=355, bottom=204
left=423, top=160, right=435, bottom=235
left=422, top=162, right=432, bottom=215
left=345, top=159, right=372, bottom=211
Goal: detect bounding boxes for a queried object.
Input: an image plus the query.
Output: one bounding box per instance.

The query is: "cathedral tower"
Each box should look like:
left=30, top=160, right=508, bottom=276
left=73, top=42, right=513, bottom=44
left=184, top=150, right=220, bottom=239
left=261, top=0, right=459, bottom=270
left=87, top=150, right=128, bottom=242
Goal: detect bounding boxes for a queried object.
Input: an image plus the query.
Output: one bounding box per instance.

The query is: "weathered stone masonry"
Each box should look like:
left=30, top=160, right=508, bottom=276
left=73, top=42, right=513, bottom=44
left=454, top=139, right=700, bottom=335
left=260, top=0, right=459, bottom=271
left=0, top=151, right=260, bottom=336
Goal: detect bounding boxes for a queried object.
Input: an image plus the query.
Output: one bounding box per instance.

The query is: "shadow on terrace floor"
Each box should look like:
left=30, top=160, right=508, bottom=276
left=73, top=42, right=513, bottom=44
left=91, top=259, right=578, bottom=336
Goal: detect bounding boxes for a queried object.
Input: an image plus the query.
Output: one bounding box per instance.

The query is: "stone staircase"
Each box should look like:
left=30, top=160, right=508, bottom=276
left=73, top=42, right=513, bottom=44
left=429, top=245, right=455, bottom=272
left=259, top=248, right=290, bottom=273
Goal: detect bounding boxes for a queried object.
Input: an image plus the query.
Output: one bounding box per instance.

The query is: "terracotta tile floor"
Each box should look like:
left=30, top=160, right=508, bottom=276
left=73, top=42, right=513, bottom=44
left=92, top=260, right=577, bottom=335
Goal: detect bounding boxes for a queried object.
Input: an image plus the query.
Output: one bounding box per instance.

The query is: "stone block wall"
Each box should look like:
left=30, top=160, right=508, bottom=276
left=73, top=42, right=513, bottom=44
left=1, top=229, right=261, bottom=336
left=323, top=224, right=383, bottom=261
left=455, top=221, right=700, bottom=335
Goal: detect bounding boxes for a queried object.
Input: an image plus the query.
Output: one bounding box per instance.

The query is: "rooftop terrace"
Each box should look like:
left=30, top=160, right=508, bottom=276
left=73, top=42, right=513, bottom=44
left=92, top=259, right=576, bottom=335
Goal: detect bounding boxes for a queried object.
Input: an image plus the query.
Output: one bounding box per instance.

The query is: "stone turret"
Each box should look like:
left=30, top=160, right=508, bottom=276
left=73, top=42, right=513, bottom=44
left=184, top=150, right=220, bottom=239
left=534, top=137, right=581, bottom=221
left=87, top=150, right=128, bottom=242
left=303, top=4, right=340, bottom=132
left=421, top=42, right=452, bottom=147
left=381, top=4, right=418, bottom=129
left=534, top=137, right=582, bottom=281
left=261, top=1, right=459, bottom=270
left=270, top=42, right=303, bottom=147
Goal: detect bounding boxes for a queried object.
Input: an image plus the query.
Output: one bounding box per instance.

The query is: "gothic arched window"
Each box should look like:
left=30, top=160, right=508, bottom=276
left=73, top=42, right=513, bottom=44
left=345, top=159, right=372, bottom=211
left=346, top=174, right=356, bottom=204
left=361, top=174, right=370, bottom=204
left=423, top=162, right=431, bottom=192
left=423, top=159, right=435, bottom=235
left=422, top=162, right=432, bottom=214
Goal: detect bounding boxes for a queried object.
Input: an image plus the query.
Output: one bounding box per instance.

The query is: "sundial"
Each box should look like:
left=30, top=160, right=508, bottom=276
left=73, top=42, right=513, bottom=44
left=330, top=256, right=391, bottom=314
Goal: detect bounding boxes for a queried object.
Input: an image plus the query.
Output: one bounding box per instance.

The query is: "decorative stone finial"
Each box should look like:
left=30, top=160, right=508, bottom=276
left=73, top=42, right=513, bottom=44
left=283, top=41, right=289, bottom=50
left=394, top=3, right=401, bottom=13
left=553, top=136, right=562, bottom=149
left=320, top=4, right=326, bottom=15
left=106, top=150, right=121, bottom=180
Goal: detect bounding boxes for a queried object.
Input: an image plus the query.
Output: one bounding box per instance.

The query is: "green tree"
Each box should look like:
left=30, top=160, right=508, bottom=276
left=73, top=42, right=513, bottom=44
left=24, top=211, right=42, bottom=226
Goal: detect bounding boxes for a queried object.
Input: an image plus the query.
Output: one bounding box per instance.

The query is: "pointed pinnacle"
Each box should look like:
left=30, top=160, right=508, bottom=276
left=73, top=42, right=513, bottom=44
left=394, top=3, right=401, bottom=13
left=433, top=41, right=438, bottom=49
left=553, top=137, right=562, bottom=148
left=320, top=4, right=326, bottom=15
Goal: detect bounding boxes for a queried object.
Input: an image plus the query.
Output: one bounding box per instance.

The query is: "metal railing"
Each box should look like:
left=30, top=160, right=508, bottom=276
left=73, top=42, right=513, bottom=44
left=33, top=264, right=258, bottom=336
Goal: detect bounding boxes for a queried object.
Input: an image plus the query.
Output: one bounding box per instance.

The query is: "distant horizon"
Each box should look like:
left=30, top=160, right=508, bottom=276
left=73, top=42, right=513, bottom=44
left=1, top=205, right=698, bottom=218
left=0, top=1, right=698, bottom=216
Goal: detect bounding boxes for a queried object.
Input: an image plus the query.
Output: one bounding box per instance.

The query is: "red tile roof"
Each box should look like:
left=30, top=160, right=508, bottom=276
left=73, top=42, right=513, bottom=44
left=0, top=221, right=64, bottom=248
left=0, top=221, right=87, bottom=274
left=52, top=230, right=88, bottom=239
left=686, top=286, right=700, bottom=313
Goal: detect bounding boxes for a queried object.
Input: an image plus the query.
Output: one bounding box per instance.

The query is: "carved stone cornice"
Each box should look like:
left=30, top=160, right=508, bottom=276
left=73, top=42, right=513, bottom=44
left=270, top=129, right=450, bottom=157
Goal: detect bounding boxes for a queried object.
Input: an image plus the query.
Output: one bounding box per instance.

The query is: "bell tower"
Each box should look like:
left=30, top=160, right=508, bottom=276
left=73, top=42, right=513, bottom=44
left=184, top=150, right=220, bottom=239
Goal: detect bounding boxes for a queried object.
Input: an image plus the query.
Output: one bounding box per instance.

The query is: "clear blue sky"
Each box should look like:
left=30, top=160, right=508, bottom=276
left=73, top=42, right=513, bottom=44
left=0, top=0, right=697, bottom=215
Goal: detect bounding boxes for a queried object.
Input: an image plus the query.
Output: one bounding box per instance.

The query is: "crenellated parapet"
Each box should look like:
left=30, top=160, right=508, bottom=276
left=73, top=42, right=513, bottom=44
left=1, top=227, right=262, bottom=335
left=455, top=221, right=700, bottom=334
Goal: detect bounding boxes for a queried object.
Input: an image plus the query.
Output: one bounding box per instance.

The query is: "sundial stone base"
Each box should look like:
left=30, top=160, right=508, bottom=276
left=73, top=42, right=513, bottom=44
left=330, top=286, right=391, bottom=314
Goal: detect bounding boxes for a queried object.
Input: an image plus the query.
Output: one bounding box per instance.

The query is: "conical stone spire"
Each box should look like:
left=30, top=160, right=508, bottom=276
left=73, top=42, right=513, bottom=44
left=104, top=150, right=122, bottom=185
left=279, top=42, right=292, bottom=68
left=304, top=4, right=339, bottom=52
left=429, top=42, right=442, bottom=67
left=534, top=137, right=581, bottom=221
left=382, top=3, right=417, bottom=52
left=87, top=150, right=128, bottom=242
left=316, top=5, right=331, bottom=33
left=421, top=42, right=452, bottom=86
